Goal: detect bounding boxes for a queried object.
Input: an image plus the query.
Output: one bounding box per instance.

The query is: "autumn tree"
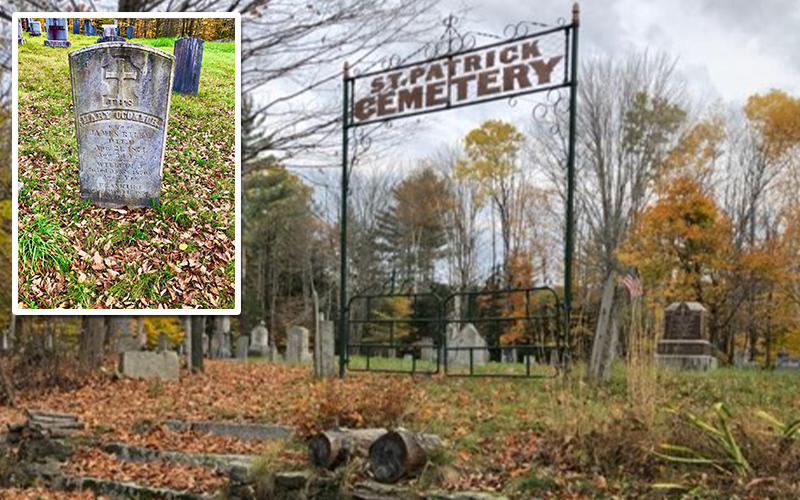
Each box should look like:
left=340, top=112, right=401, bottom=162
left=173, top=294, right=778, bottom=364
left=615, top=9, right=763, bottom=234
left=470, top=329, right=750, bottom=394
left=376, top=166, right=450, bottom=287
left=551, top=53, right=687, bottom=381
left=457, top=120, right=525, bottom=284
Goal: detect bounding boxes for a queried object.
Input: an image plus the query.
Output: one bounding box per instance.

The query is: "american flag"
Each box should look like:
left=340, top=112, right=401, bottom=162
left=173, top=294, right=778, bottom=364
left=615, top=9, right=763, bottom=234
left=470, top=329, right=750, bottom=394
left=622, top=271, right=644, bottom=299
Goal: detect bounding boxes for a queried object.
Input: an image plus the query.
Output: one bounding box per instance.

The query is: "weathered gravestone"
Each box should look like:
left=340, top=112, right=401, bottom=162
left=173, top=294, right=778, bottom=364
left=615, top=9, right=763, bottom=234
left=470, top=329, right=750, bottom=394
left=172, top=37, right=204, bottom=95
left=1, top=329, right=10, bottom=351
left=73, top=19, right=80, bottom=35
left=286, top=326, right=312, bottom=363
left=97, top=24, right=126, bottom=43
left=69, top=43, right=175, bottom=208
left=236, top=336, right=249, bottom=360
left=119, top=351, right=180, bottom=381
left=127, top=26, right=134, bottom=39
left=18, top=19, right=26, bottom=45
left=775, top=350, right=800, bottom=370
left=314, top=320, right=335, bottom=378
left=44, top=18, right=72, bottom=48
left=157, top=333, right=168, bottom=352
left=412, top=337, right=437, bottom=363
left=248, top=321, right=269, bottom=356
left=447, top=323, right=488, bottom=367
left=29, top=21, right=42, bottom=36
left=83, top=20, right=91, bottom=35
left=655, top=302, right=718, bottom=370
left=116, top=26, right=121, bottom=37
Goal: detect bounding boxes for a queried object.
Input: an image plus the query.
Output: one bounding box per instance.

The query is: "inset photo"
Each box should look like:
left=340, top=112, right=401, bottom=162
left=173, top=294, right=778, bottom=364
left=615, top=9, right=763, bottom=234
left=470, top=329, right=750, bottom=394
left=13, top=13, right=241, bottom=313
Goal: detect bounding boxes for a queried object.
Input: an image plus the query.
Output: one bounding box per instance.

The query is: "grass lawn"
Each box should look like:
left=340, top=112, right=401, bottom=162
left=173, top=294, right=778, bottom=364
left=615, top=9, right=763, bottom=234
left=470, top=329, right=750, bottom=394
left=16, top=34, right=236, bottom=309
left=2, top=360, right=800, bottom=498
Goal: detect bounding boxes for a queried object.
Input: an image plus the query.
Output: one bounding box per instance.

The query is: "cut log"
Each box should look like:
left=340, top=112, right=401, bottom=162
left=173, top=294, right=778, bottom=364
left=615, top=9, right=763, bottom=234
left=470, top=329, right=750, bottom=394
left=369, top=429, right=443, bottom=483
left=308, top=428, right=388, bottom=469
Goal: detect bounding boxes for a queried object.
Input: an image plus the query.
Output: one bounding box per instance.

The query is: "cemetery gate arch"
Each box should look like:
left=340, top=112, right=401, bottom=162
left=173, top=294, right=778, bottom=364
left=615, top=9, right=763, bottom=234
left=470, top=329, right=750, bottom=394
left=339, top=5, right=581, bottom=377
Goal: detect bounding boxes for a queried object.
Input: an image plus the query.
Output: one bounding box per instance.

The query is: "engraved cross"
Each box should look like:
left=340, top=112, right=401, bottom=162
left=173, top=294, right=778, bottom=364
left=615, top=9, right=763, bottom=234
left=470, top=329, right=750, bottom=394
left=104, top=58, right=139, bottom=97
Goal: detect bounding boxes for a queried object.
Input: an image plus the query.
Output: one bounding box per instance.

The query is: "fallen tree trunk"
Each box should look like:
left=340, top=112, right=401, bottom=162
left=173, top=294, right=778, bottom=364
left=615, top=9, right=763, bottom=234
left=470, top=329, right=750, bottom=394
left=308, top=428, right=388, bottom=469
left=369, top=429, right=443, bottom=483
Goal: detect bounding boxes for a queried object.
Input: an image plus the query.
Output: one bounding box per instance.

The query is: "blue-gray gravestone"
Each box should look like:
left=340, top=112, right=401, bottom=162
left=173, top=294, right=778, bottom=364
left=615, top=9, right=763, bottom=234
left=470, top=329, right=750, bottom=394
left=127, top=26, right=134, bottom=39
left=18, top=19, right=26, bottom=45
left=73, top=19, right=80, bottom=35
left=25, top=18, right=32, bottom=31
left=44, top=18, right=72, bottom=48
left=172, top=37, right=204, bottom=96
left=69, top=43, right=176, bottom=208
left=84, top=20, right=91, bottom=35
left=29, top=21, right=42, bottom=36
left=116, top=27, right=121, bottom=37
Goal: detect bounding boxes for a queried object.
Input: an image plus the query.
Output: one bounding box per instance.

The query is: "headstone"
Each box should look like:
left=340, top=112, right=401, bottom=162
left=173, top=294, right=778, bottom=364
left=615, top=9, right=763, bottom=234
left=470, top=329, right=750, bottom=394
left=172, top=37, right=204, bottom=96
left=91, top=25, right=97, bottom=36
left=44, top=18, right=72, bottom=48
left=127, top=26, right=134, bottom=39
left=655, top=302, right=717, bottom=370
left=236, top=336, right=249, bottom=360
left=248, top=321, right=269, bottom=356
left=24, top=18, right=31, bottom=31
left=97, top=24, right=126, bottom=43
left=29, top=21, right=42, bottom=37
left=775, top=350, right=800, bottom=370
left=117, top=334, right=141, bottom=353
left=314, top=320, right=335, bottom=378
left=73, top=19, right=80, bottom=35
left=18, top=19, right=26, bottom=45
left=119, top=351, right=179, bottom=381
left=84, top=20, right=91, bottom=35
left=502, top=347, right=517, bottom=363
left=69, top=43, right=175, bottom=208
left=286, top=326, right=312, bottom=363
left=268, top=343, right=283, bottom=363
left=413, top=337, right=437, bottom=363
left=157, top=333, right=168, bottom=352
left=117, top=27, right=121, bottom=37
left=447, top=323, right=488, bottom=367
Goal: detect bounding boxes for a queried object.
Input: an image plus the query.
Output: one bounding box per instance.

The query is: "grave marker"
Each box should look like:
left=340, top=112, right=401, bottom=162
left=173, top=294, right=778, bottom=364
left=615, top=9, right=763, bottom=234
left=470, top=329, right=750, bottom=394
left=18, top=19, right=26, bottom=45
left=127, top=26, right=134, bottom=39
left=248, top=321, right=269, bottom=356
left=656, top=302, right=718, bottom=370
left=69, top=43, right=175, bottom=208
left=286, top=326, right=312, bottom=363
left=447, top=323, right=488, bottom=367
left=97, top=24, right=125, bottom=43
left=84, top=20, right=91, bottom=35
left=236, top=336, right=249, bottom=360
left=314, top=320, right=335, bottom=378
left=44, top=18, right=72, bottom=48
left=73, top=19, right=80, bottom=35
left=29, top=21, right=42, bottom=37
left=172, top=37, right=204, bottom=95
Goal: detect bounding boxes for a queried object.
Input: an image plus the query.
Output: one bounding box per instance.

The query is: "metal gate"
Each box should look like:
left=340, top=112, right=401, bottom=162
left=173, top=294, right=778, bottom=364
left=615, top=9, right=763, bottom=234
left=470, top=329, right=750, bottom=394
left=346, top=292, right=444, bottom=374
left=345, top=287, right=567, bottom=378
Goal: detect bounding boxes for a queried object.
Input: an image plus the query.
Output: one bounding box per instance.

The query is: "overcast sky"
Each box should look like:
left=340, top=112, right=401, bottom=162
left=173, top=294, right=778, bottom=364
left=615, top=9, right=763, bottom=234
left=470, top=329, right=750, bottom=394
left=361, top=0, right=800, bottom=164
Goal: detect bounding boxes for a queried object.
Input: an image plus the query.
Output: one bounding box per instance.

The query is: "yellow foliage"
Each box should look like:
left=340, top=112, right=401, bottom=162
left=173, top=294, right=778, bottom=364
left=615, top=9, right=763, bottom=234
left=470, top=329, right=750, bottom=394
left=744, top=90, right=800, bottom=160
left=144, top=317, right=185, bottom=349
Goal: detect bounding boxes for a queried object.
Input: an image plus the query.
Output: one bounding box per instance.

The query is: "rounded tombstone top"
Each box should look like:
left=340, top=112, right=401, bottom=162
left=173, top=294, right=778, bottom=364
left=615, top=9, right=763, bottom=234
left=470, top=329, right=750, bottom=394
left=665, top=301, right=707, bottom=313
left=250, top=321, right=269, bottom=345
